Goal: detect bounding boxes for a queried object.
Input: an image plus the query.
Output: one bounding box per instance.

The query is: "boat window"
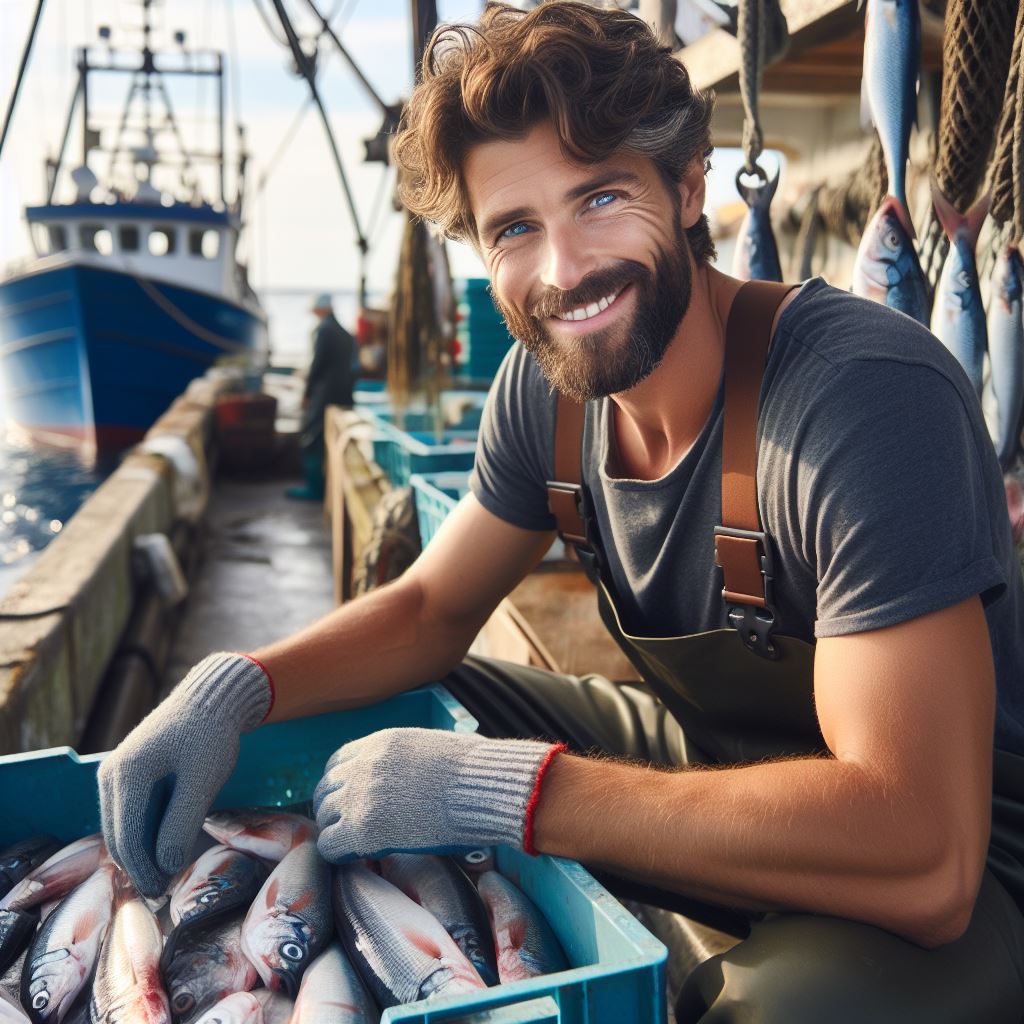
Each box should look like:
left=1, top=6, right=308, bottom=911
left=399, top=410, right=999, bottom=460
left=31, top=224, right=49, bottom=253
left=188, top=228, right=220, bottom=259
left=48, top=225, right=67, bottom=251
left=148, top=227, right=176, bottom=256
left=81, top=225, right=113, bottom=255
left=119, top=225, right=140, bottom=252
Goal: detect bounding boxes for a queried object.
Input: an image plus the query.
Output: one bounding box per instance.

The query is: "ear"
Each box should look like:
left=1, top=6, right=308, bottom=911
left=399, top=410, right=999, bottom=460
left=677, top=158, right=706, bottom=230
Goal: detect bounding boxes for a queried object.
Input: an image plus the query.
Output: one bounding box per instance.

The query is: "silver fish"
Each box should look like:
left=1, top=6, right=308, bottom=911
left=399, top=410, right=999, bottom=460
left=0, top=997, right=28, bottom=1023
left=250, top=989, right=292, bottom=1024
left=477, top=871, right=568, bottom=984
left=1, top=838, right=106, bottom=914
left=89, top=897, right=170, bottom=1024
left=861, top=0, right=920, bottom=213
left=0, top=840, right=61, bottom=904
left=1, top=951, right=27, bottom=1009
left=190, top=992, right=262, bottom=1024
left=988, top=245, right=1024, bottom=468
left=332, top=863, right=484, bottom=1008
left=203, top=814, right=316, bottom=864
left=289, top=942, right=375, bottom=1024
left=239, top=843, right=331, bottom=998
left=0, top=911, right=36, bottom=978
left=380, top=855, right=498, bottom=986
left=21, top=865, right=116, bottom=1023
left=931, top=187, right=990, bottom=396
left=852, top=197, right=929, bottom=325
left=731, top=167, right=782, bottom=283
left=160, top=915, right=257, bottom=1024
left=169, top=847, right=267, bottom=935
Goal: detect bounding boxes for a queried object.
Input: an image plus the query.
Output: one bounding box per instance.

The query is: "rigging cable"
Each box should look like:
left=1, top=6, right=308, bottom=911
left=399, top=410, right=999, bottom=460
left=0, top=0, right=47, bottom=161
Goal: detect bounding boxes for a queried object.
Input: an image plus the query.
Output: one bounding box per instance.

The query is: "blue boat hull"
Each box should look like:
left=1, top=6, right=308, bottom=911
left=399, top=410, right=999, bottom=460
left=0, top=263, right=266, bottom=450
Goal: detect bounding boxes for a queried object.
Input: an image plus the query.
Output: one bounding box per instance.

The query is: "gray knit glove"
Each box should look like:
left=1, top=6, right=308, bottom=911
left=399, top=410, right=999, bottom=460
left=312, top=727, right=565, bottom=863
left=97, top=652, right=273, bottom=897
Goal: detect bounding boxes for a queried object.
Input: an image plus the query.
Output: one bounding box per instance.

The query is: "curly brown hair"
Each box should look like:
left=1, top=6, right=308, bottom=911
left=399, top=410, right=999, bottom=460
left=393, top=0, right=716, bottom=264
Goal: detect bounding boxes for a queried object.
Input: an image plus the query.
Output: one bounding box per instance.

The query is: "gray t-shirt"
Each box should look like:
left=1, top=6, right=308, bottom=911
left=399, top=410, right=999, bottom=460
left=470, top=278, right=1024, bottom=757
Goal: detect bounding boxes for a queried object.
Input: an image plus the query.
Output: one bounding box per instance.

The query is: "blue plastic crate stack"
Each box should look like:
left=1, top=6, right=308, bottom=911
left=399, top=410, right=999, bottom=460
left=454, top=277, right=516, bottom=383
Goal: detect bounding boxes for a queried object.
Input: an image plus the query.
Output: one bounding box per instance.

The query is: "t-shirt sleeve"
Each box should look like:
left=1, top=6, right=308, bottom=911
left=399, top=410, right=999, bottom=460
left=798, top=359, right=1006, bottom=637
left=469, top=345, right=558, bottom=532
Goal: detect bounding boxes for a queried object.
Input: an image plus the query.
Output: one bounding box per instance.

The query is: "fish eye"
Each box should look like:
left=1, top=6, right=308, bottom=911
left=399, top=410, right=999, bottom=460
left=884, top=230, right=900, bottom=249
left=957, top=271, right=971, bottom=288
left=172, top=992, right=195, bottom=1014
left=198, top=892, right=219, bottom=904
left=32, top=992, right=49, bottom=1010
left=279, top=940, right=305, bottom=962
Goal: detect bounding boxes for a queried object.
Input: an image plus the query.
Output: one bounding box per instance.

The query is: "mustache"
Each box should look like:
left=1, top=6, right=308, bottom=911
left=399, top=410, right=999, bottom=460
left=528, top=260, right=648, bottom=320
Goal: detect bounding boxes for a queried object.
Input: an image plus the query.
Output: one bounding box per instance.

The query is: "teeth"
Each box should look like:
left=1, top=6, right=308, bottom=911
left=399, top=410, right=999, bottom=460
left=556, top=290, right=620, bottom=322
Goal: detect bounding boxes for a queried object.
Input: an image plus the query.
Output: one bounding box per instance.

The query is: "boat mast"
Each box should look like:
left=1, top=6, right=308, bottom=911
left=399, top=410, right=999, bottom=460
left=0, top=0, right=46, bottom=161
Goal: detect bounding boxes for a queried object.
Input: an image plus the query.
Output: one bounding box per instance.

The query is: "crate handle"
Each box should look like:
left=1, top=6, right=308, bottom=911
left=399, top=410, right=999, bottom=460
left=433, top=995, right=561, bottom=1024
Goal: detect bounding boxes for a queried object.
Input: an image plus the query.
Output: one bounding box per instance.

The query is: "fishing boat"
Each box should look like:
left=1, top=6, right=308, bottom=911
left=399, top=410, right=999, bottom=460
left=0, top=2, right=267, bottom=457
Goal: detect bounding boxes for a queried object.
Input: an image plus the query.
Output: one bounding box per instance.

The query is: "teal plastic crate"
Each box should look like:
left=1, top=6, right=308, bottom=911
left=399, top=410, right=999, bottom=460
left=385, top=847, right=667, bottom=1024
left=0, top=685, right=475, bottom=847
left=372, top=422, right=478, bottom=486
left=410, top=471, right=471, bottom=547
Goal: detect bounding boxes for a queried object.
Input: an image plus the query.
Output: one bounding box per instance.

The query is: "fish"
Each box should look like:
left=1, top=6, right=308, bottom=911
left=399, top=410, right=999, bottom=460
left=0, top=841, right=61, bottom=904
left=988, top=245, right=1024, bottom=468
left=930, top=188, right=991, bottom=396
left=852, top=197, right=930, bottom=325
left=477, top=871, right=568, bottom=984
left=288, top=942, right=376, bottom=1024
left=459, top=850, right=495, bottom=881
left=1, top=838, right=106, bottom=914
left=1, top=951, right=28, bottom=1009
left=239, top=843, right=331, bottom=998
left=731, top=167, right=783, bottom=283
left=169, top=847, right=267, bottom=936
left=190, top=992, right=263, bottom=1024
left=0, top=997, right=28, bottom=1023
left=0, top=911, right=37, bottom=978
left=20, top=865, right=116, bottom=1023
left=861, top=0, right=920, bottom=214
left=89, top=897, right=170, bottom=1024
left=380, top=855, right=498, bottom=986
left=160, top=915, right=257, bottom=1024
left=250, top=989, right=292, bottom=1024
left=203, top=814, right=316, bottom=864
left=331, top=862, right=485, bottom=1008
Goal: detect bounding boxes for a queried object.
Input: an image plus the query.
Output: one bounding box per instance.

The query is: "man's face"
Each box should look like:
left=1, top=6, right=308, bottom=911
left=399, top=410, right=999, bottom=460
left=465, top=121, right=697, bottom=402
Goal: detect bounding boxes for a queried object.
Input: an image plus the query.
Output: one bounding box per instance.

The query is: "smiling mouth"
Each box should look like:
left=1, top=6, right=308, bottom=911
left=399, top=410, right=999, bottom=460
left=549, top=284, right=631, bottom=327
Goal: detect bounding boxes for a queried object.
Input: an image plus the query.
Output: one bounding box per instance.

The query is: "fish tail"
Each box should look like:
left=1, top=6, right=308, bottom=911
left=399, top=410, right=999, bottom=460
left=931, top=183, right=990, bottom=248
left=735, top=166, right=779, bottom=210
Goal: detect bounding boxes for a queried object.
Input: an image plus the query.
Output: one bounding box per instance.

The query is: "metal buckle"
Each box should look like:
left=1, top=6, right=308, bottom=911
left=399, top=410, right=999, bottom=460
left=546, top=481, right=589, bottom=547
left=714, top=525, right=780, bottom=660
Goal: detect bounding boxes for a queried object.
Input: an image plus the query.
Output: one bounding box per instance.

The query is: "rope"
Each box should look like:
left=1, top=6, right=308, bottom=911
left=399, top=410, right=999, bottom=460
left=815, top=132, right=888, bottom=246
left=736, top=0, right=788, bottom=173
left=132, top=274, right=251, bottom=354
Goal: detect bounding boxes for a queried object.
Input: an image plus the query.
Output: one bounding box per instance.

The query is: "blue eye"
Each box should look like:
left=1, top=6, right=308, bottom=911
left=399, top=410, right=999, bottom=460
left=500, top=222, right=531, bottom=239
left=591, top=192, right=616, bottom=208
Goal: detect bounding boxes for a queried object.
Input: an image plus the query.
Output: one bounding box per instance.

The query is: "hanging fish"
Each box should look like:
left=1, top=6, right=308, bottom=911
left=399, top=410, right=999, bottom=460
left=852, top=197, right=930, bottom=325
left=160, top=914, right=257, bottom=1024
left=239, top=842, right=331, bottom=998
left=203, top=813, right=316, bottom=864
left=930, top=187, right=991, bottom=396
left=20, top=865, right=117, bottom=1024
left=477, top=871, right=568, bottom=984
left=380, top=855, right=498, bottom=987
left=988, top=245, right=1024, bottom=468
left=1, top=837, right=106, bottom=914
left=89, top=897, right=170, bottom=1024
left=331, top=863, right=485, bottom=1008
left=168, top=846, right=267, bottom=937
left=731, top=167, right=783, bottom=283
left=861, top=0, right=920, bottom=215
left=288, top=942, right=376, bottom=1024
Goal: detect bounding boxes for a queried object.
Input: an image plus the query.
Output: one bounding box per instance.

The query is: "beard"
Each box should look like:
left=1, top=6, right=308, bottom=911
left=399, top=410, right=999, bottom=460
left=492, top=227, right=693, bottom=403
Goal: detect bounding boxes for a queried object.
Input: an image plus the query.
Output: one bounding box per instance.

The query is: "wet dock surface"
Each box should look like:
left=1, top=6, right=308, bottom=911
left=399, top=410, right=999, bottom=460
left=164, top=477, right=334, bottom=693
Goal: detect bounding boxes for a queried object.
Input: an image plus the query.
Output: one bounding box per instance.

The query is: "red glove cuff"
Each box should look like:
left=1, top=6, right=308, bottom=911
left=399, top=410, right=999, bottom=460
left=522, top=743, right=568, bottom=856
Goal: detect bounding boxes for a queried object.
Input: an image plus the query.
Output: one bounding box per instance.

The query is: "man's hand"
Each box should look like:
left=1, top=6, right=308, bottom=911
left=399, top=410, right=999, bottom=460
left=312, top=727, right=564, bottom=863
left=97, top=652, right=273, bottom=897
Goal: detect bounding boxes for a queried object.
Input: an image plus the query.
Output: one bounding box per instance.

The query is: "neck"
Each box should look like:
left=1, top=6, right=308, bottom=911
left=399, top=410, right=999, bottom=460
left=609, top=265, right=743, bottom=480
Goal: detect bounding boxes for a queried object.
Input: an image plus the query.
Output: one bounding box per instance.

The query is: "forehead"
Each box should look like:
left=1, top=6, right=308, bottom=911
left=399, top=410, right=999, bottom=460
left=464, top=121, right=652, bottom=229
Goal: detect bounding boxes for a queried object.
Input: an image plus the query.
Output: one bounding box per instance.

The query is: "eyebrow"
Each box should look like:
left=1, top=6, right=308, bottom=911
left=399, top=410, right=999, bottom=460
left=477, top=168, right=643, bottom=243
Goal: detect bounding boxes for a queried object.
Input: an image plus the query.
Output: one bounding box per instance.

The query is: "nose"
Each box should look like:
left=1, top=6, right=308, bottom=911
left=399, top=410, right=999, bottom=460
left=540, top=222, right=592, bottom=294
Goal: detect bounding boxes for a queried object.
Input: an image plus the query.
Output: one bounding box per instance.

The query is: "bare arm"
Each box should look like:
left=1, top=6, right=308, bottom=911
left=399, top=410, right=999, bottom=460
left=253, top=495, right=555, bottom=722
left=534, top=595, right=995, bottom=947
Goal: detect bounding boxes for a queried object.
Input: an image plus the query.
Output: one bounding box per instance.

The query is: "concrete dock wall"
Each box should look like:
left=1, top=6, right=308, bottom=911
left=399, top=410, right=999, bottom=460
left=0, top=376, right=223, bottom=755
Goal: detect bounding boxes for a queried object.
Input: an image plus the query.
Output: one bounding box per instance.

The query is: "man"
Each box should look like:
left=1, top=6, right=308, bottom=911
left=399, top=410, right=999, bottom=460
left=287, top=292, right=356, bottom=500
left=99, top=3, right=1024, bottom=1018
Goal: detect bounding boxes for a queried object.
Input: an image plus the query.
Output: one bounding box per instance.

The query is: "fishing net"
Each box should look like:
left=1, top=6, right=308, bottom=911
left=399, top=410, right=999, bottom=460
left=812, top=133, right=888, bottom=248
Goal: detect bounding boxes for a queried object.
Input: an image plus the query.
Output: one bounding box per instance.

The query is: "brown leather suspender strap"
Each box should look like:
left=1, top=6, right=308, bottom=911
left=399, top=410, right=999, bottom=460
left=547, top=395, right=589, bottom=547
left=715, top=279, right=799, bottom=657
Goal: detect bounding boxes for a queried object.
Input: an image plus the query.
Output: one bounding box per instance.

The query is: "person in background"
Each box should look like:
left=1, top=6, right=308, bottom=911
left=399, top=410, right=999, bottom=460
left=287, top=292, right=357, bottom=501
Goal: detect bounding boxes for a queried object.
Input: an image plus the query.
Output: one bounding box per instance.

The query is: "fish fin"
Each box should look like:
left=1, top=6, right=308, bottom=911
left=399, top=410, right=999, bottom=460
left=288, top=890, right=314, bottom=914
left=403, top=927, right=442, bottom=960
left=964, top=192, right=991, bottom=248
left=264, top=878, right=280, bottom=908
left=507, top=917, right=528, bottom=951
left=882, top=195, right=916, bottom=239
left=930, top=180, right=962, bottom=242
left=735, top=165, right=779, bottom=208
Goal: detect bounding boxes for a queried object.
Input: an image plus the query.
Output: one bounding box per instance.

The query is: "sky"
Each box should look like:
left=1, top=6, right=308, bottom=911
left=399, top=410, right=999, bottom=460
left=0, top=0, right=752, bottom=297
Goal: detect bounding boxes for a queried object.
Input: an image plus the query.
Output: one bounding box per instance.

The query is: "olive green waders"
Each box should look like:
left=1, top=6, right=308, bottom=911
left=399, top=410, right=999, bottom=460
left=443, top=281, right=1024, bottom=1021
